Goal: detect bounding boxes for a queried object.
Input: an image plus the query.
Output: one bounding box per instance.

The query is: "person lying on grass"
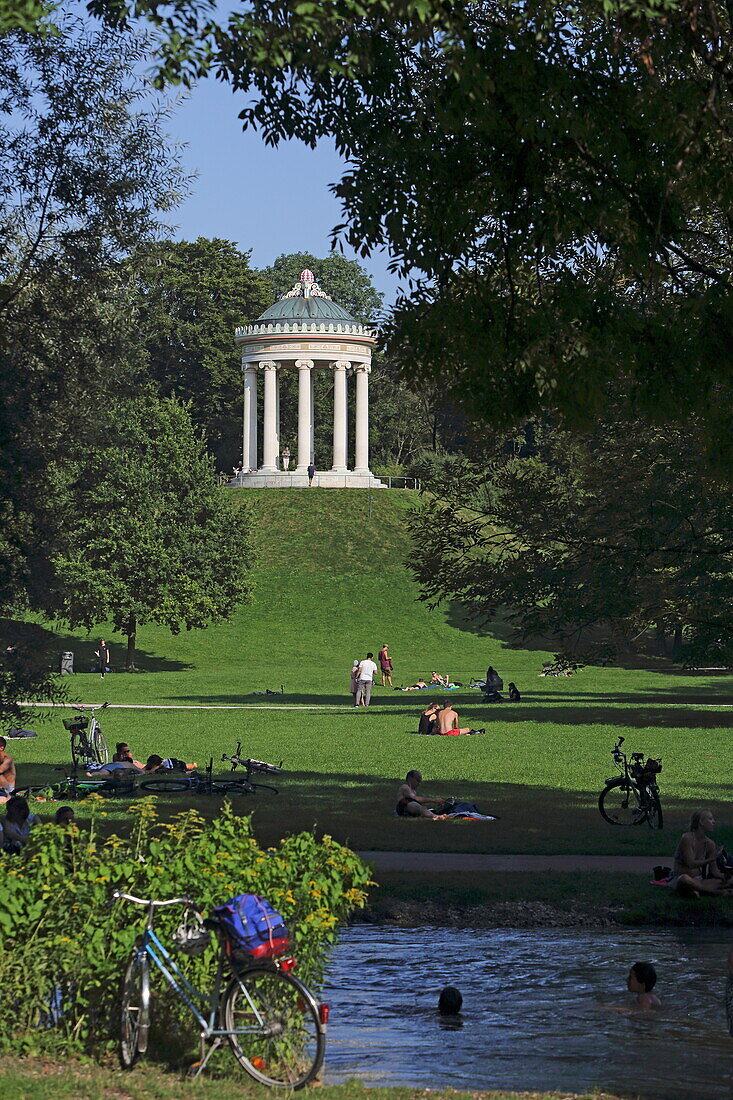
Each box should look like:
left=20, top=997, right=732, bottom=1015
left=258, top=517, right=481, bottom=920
left=395, top=770, right=446, bottom=818
left=672, top=810, right=733, bottom=898
left=87, top=754, right=197, bottom=779
left=113, top=741, right=144, bottom=768
left=437, top=703, right=485, bottom=737
left=403, top=678, right=429, bottom=690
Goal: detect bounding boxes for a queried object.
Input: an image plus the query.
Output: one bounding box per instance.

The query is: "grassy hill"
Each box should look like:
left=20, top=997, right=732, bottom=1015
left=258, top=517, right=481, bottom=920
left=6, top=488, right=733, bottom=855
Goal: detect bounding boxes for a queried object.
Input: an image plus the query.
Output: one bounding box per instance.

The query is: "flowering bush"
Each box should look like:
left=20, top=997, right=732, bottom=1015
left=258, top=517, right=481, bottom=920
left=0, top=799, right=371, bottom=1057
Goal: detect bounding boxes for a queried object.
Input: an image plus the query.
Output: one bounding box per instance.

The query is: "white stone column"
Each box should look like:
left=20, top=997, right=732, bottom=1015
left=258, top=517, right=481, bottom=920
left=331, top=360, right=349, bottom=472
left=354, top=364, right=371, bottom=474
left=295, top=359, right=314, bottom=472
left=260, top=361, right=279, bottom=472
left=309, top=367, right=315, bottom=465
left=242, top=364, right=258, bottom=471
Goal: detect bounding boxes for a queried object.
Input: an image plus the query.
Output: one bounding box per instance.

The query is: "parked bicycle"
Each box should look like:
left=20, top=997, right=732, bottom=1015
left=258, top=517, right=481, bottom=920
left=221, top=742, right=283, bottom=794
left=598, top=736, right=663, bottom=828
left=114, top=890, right=327, bottom=1088
left=139, top=757, right=255, bottom=796
left=64, top=702, right=110, bottom=768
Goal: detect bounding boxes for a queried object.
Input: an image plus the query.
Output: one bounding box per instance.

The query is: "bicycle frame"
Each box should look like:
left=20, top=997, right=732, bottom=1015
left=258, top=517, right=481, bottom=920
left=125, top=896, right=276, bottom=1073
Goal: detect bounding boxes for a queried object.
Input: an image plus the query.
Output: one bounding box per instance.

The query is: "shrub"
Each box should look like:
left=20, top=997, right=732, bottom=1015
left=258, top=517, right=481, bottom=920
left=0, top=799, right=371, bottom=1058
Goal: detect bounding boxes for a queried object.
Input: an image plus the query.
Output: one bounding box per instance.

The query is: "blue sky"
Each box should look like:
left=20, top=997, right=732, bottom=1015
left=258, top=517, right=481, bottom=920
left=164, top=76, right=400, bottom=308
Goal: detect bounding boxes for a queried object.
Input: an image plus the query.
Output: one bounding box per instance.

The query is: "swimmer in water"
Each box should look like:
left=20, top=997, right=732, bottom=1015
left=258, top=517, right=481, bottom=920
left=627, top=961, right=661, bottom=1010
left=438, top=986, right=463, bottom=1016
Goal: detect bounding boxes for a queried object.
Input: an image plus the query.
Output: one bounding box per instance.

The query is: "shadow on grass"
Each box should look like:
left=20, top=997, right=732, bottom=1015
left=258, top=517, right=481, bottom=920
left=0, top=618, right=193, bottom=674
left=31, top=766, right=733, bottom=859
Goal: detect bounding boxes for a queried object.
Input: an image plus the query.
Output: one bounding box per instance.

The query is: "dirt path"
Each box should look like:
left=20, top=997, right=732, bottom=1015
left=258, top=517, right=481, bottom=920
left=357, top=851, right=667, bottom=873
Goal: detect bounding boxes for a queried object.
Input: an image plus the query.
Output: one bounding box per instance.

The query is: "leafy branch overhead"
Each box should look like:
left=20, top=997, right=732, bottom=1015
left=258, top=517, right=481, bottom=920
left=84, top=0, right=733, bottom=461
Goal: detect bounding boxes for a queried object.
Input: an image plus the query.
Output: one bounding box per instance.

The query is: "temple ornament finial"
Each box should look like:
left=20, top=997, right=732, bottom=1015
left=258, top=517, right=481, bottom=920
left=280, top=270, right=332, bottom=301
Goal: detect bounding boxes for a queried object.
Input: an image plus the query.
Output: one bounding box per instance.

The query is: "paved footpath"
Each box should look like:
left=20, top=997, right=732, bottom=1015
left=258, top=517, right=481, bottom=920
left=356, top=851, right=668, bottom=873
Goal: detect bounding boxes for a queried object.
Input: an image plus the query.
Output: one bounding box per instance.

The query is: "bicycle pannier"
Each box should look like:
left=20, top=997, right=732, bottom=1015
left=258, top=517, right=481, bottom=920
left=213, top=894, right=290, bottom=962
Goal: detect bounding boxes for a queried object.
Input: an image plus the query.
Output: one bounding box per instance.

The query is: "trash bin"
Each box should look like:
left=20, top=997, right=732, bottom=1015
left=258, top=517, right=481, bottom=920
left=60, top=651, right=74, bottom=675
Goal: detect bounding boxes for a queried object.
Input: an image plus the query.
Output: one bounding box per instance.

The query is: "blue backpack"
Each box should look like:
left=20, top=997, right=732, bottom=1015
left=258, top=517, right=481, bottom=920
left=213, top=894, right=290, bottom=961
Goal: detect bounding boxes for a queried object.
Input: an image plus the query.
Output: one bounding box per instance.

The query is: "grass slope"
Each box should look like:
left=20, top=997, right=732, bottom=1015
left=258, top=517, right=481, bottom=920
left=7, top=488, right=733, bottom=856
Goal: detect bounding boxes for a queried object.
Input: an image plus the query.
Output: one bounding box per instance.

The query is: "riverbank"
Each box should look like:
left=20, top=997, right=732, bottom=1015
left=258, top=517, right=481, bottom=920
left=0, top=1058, right=632, bottom=1100
left=362, top=871, right=733, bottom=928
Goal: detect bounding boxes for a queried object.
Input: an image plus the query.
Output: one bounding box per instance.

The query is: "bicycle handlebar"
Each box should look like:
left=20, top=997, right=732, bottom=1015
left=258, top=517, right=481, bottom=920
left=74, top=701, right=111, bottom=712
left=111, top=890, right=196, bottom=908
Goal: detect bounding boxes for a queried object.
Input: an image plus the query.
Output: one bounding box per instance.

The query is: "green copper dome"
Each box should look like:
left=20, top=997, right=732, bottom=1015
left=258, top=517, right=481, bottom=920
left=257, top=296, right=355, bottom=323
left=255, top=269, right=356, bottom=325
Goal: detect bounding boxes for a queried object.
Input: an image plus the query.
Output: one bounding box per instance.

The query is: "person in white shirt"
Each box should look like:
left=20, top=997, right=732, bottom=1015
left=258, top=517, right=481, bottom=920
left=355, top=652, right=378, bottom=707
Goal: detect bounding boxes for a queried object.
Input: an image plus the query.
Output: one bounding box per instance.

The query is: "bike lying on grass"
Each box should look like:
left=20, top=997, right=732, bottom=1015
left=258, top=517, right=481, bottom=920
left=221, top=742, right=283, bottom=794
left=18, top=765, right=135, bottom=801
left=598, top=736, right=663, bottom=828
left=115, top=890, right=327, bottom=1088
left=138, top=757, right=256, bottom=797
left=64, top=702, right=110, bottom=768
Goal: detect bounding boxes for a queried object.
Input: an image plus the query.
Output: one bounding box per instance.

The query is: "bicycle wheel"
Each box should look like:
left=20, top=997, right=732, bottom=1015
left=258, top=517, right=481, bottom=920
left=646, top=790, right=664, bottom=830
left=209, top=781, right=255, bottom=796
left=120, top=948, right=150, bottom=1068
left=598, top=778, right=646, bottom=826
left=92, top=725, right=109, bottom=765
left=138, top=777, right=191, bottom=793
left=70, top=732, right=83, bottom=769
left=222, top=965, right=325, bottom=1089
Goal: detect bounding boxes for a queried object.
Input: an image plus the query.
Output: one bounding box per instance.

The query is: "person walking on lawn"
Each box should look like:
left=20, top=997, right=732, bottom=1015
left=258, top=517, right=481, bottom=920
left=355, top=652, right=378, bottom=707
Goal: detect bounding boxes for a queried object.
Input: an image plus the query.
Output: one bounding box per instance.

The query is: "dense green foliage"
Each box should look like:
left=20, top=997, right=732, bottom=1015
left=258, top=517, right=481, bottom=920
left=0, top=799, right=370, bottom=1056
left=0, top=16, right=187, bottom=722
left=129, top=238, right=270, bottom=467
left=85, top=0, right=733, bottom=462
left=8, top=490, right=732, bottom=858
left=409, top=417, right=733, bottom=663
left=45, top=395, right=253, bottom=669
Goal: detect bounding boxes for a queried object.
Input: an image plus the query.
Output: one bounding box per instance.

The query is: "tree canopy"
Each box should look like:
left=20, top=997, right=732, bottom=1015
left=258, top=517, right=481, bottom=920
left=409, top=414, right=733, bottom=664
left=46, top=395, right=253, bottom=670
left=129, top=237, right=270, bottom=467
left=84, top=0, right=733, bottom=465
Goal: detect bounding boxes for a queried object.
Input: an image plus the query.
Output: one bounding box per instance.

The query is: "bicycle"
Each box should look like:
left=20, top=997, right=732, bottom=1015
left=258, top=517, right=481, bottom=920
left=221, top=742, right=283, bottom=794
left=63, top=702, right=110, bottom=768
left=598, top=736, right=664, bottom=828
left=114, top=890, right=327, bottom=1088
left=18, top=765, right=136, bottom=801
left=139, top=757, right=255, bottom=796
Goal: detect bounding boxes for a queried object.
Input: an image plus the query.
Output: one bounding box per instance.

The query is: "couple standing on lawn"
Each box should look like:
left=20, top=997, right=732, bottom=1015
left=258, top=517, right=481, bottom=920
left=351, top=644, right=393, bottom=707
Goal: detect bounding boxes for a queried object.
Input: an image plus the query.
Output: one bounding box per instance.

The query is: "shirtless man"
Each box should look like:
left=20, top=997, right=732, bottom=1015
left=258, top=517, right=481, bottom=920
left=437, top=702, right=485, bottom=737
left=0, top=738, right=16, bottom=795
left=672, top=809, right=732, bottom=897
left=395, top=770, right=444, bottom=818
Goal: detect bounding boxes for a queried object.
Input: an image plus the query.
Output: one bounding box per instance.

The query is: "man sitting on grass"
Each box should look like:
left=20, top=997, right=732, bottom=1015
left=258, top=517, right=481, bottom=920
left=437, top=703, right=485, bottom=737
left=0, top=737, right=16, bottom=797
left=395, top=770, right=445, bottom=818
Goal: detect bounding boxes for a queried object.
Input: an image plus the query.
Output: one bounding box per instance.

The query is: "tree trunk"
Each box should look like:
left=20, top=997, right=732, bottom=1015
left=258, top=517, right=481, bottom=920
left=126, top=614, right=137, bottom=672
left=672, top=621, right=684, bottom=661
left=655, top=622, right=669, bottom=658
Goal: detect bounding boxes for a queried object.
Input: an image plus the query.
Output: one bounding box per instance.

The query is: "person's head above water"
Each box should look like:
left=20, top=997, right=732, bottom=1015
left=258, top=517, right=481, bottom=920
left=406, top=769, right=422, bottom=786
left=628, top=961, right=657, bottom=993
left=438, top=986, right=463, bottom=1015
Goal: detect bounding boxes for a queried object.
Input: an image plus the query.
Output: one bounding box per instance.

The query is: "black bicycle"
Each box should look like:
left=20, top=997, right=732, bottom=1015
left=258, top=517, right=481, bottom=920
left=64, top=702, right=110, bottom=768
left=18, top=765, right=136, bottom=801
left=598, top=737, right=663, bottom=828
left=221, top=742, right=283, bottom=795
left=139, top=757, right=255, bottom=797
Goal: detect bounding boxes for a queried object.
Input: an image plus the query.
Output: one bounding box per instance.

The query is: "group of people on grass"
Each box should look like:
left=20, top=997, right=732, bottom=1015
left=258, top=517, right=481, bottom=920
left=88, top=742, right=197, bottom=779
left=0, top=796, right=74, bottom=853
left=350, top=645, right=394, bottom=706
left=418, top=702, right=485, bottom=737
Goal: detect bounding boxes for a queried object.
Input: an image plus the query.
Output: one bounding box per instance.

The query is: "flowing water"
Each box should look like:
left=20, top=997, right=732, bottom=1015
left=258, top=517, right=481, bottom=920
left=322, top=925, right=733, bottom=1098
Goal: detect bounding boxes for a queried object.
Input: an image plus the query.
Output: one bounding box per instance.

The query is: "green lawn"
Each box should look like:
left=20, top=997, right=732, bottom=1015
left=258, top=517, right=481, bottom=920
left=5, top=488, right=733, bottom=857
left=0, top=1059, right=631, bottom=1100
